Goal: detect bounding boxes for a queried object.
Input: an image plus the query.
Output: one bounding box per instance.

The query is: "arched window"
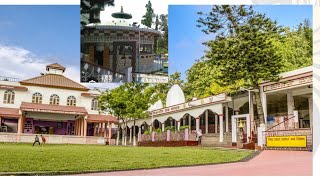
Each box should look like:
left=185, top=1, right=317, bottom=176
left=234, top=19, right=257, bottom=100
left=50, top=94, right=60, bottom=105
left=3, top=90, right=15, bottom=104
left=67, top=96, right=76, bottom=106
left=32, top=92, right=42, bottom=104
left=91, top=98, right=98, bottom=110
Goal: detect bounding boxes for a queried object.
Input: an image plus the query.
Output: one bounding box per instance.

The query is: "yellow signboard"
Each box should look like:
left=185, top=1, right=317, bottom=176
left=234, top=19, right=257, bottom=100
left=266, top=136, right=307, bottom=148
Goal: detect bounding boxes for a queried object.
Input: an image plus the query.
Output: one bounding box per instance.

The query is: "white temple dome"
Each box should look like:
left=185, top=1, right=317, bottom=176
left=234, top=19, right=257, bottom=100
left=148, top=99, right=163, bottom=111
left=166, top=84, right=185, bottom=107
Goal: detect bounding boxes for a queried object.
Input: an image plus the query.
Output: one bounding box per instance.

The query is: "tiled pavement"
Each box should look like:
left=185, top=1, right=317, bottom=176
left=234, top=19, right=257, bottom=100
left=77, top=150, right=312, bottom=176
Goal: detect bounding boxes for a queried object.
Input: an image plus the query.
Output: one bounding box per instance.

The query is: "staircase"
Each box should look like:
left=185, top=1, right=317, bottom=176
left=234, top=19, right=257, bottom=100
left=201, top=132, right=242, bottom=147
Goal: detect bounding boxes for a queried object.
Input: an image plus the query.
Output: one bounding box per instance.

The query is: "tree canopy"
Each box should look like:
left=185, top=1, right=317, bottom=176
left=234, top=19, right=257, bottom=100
left=193, top=5, right=312, bottom=125
left=99, top=83, right=157, bottom=120
left=141, top=0, right=155, bottom=28
left=81, top=0, right=114, bottom=26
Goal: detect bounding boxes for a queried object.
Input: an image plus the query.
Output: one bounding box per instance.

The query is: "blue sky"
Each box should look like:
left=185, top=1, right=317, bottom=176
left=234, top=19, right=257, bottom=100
left=169, top=5, right=313, bottom=80
left=0, top=5, right=79, bottom=65
left=0, top=5, right=81, bottom=83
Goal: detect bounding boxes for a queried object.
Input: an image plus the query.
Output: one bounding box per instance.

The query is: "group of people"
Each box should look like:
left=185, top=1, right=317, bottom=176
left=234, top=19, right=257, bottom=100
left=33, top=134, right=46, bottom=146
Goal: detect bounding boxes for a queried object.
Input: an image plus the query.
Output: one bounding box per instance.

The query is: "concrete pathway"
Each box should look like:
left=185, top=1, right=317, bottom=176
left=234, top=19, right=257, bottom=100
left=77, top=150, right=312, bottom=176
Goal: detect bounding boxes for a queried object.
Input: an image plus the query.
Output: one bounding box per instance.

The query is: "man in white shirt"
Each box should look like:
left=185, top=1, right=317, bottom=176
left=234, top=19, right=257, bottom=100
left=196, top=129, right=203, bottom=145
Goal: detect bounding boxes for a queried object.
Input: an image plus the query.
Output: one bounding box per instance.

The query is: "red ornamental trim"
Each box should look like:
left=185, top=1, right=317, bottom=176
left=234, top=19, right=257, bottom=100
left=218, top=114, right=224, bottom=116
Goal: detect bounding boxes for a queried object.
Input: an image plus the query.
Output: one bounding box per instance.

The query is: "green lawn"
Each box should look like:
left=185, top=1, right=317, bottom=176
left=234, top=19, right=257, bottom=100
left=0, top=143, right=254, bottom=175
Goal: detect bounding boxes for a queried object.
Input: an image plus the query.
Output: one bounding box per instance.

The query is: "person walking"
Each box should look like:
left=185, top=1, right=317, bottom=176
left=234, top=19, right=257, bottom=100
left=196, top=129, right=203, bottom=145
left=40, top=135, right=46, bottom=146
left=33, top=135, right=40, bottom=146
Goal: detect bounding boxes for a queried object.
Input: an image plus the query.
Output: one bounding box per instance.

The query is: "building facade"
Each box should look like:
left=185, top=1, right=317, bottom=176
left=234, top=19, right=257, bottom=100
left=0, top=63, right=117, bottom=144
left=81, top=7, right=168, bottom=83
left=120, top=67, right=313, bottom=150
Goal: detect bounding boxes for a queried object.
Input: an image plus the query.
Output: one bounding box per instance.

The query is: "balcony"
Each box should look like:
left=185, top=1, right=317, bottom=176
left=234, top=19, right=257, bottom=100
left=81, top=60, right=125, bottom=83
left=83, top=36, right=154, bottom=44
left=0, top=76, right=20, bottom=82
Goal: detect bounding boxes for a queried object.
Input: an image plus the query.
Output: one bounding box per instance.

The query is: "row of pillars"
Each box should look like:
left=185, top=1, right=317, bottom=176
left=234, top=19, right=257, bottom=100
left=74, top=118, right=87, bottom=136
left=117, top=106, right=230, bottom=145
left=16, top=114, right=114, bottom=143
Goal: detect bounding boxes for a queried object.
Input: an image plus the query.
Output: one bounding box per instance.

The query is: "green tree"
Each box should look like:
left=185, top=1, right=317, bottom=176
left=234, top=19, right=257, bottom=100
left=154, top=15, right=160, bottom=54
left=81, top=0, right=114, bottom=26
left=157, top=14, right=168, bottom=54
left=99, top=83, right=157, bottom=145
left=141, top=0, right=155, bottom=28
left=197, top=5, right=284, bottom=125
left=274, top=26, right=312, bottom=72
left=184, top=59, right=244, bottom=101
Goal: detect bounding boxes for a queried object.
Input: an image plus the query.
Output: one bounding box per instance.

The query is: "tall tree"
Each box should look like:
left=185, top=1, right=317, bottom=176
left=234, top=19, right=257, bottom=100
left=81, top=0, right=114, bottom=26
left=157, top=14, right=168, bottom=54
left=141, top=0, right=155, bottom=28
left=197, top=5, right=283, bottom=126
left=154, top=15, right=160, bottom=53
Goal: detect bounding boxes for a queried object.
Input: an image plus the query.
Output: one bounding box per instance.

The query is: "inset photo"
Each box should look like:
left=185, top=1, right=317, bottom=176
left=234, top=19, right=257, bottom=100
left=80, top=0, right=169, bottom=83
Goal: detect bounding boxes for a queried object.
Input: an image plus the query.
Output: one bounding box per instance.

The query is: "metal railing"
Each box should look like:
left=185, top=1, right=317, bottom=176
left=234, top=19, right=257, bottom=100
left=0, top=76, right=20, bottom=82
left=83, top=36, right=154, bottom=44
left=81, top=60, right=125, bottom=83
left=265, top=115, right=295, bottom=132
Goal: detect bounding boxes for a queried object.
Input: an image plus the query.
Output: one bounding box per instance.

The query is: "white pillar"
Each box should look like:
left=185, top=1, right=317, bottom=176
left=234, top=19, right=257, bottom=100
left=177, top=121, right=180, bottom=131
left=246, top=114, right=250, bottom=143
left=122, top=126, right=125, bottom=145
left=225, top=104, right=229, bottom=132
left=149, top=125, right=152, bottom=132
left=188, top=115, right=191, bottom=127
left=116, top=128, right=120, bottom=145
left=260, top=86, right=267, bottom=124
left=161, top=123, right=165, bottom=132
left=219, top=115, right=224, bottom=142
left=138, top=127, right=142, bottom=142
left=205, top=110, right=208, bottom=134
left=287, top=92, right=295, bottom=116
left=249, top=91, right=254, bottom=133
left=215, top=114, right=218, bottom=133
left=232, top=116, right=237, bottom=146
left=133, top=126, right=137, bottom=146
left=196, top=118, right=200, bottom=131
left=287, top=92, right=296, bottom=127
left=129, top=127, right=132, bottom=143
left=308, top=97, right=313, bottom=128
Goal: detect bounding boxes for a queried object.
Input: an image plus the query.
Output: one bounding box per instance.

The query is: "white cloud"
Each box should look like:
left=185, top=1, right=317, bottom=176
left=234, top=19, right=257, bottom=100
left=0, top=44, right=80, bottom=81
left=0, top=44, right=121, bottom=90
left=100, top=0, right=168, bottom=27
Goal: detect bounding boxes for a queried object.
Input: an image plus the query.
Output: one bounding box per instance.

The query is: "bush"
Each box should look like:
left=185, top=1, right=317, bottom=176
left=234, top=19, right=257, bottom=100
left=154, top=128, right=162, bottom=133
left=164, top=126, right=175, bottom=132
left=179, top=125, right=190, bottom=131
left=143, top=129, right=151, bottom=135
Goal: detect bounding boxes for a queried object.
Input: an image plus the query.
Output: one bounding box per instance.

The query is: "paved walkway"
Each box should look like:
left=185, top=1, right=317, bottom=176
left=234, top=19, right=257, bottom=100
left=78, top=150, right=312, bottom=176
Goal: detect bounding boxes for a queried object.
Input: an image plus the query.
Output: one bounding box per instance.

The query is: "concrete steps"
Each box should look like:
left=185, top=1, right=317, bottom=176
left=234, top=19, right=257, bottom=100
left=200, top=133, right=241, bottom=147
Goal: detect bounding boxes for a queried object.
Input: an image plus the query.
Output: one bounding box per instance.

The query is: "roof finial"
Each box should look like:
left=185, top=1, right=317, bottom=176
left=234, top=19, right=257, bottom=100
left=121, top=6, right=123, bottom=13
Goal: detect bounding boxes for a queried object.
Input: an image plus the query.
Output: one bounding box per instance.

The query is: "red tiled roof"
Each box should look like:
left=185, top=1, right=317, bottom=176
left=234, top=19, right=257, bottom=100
left=20, top=102, right=87, bottom=115
left=86, top=114, right=118, bottom=123
left=0, top=107, right=20, bottom=118
left=0, top=84, right=28, bottom=91
left=20, top=74, right=89, bottom=91
left=46, top=63, right=66, bottom=71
